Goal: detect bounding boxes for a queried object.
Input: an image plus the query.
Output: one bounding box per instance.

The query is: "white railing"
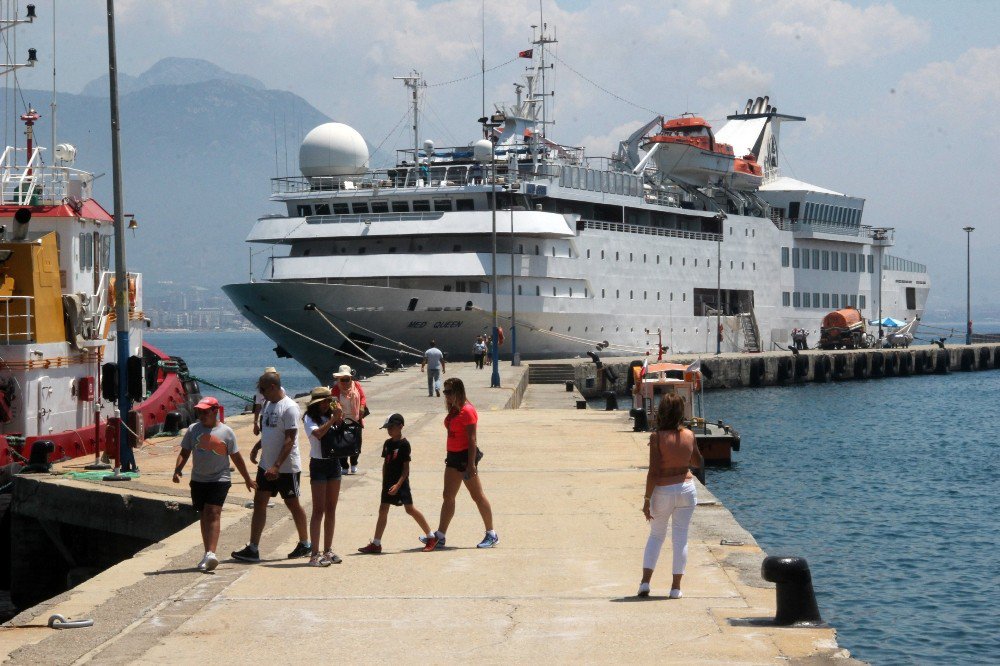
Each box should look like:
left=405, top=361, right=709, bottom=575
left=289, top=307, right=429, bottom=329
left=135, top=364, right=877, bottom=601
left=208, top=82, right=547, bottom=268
left=306, top=211, right=445, bottom=225
left=0, top=295, right=33, bottom=344
left=581, top=219, right=722, bottom=242
left=772, top=217, right=883, bottom=239
left=0, top=146, right=94, bottom=205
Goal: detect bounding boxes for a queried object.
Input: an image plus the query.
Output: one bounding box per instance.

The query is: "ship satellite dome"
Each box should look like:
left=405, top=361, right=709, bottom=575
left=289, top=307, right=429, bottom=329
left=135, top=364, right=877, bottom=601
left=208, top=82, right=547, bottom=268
left=423, top=139, right=434, bottom=154
left=473, top=139, right=494, bottom=163
left=299, top=122, right=369, bottom=178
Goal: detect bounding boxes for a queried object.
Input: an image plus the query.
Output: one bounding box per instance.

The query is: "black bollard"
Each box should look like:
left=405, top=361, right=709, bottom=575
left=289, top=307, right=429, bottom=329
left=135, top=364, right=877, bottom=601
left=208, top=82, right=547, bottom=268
left=164, top=411, right=184, bottom=433
left=629, top=407, right=647, bottom=431
left=565, top=380, right=574, bottom=392
left=576, top=400, right=587, bottom=410
left=761, top=556, right=822, bottom=626
left=604, top=391, right=618, bottom=411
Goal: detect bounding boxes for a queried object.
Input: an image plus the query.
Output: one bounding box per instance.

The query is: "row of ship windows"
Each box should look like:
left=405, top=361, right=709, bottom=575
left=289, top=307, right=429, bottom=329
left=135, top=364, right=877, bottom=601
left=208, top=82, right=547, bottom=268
left=508, top=284, right=689, bottom=302
left=296, top=199, right=476, bottom=216
left=584, top=249, right=756, bottom=271
left=782, top=247, right=874, bottom=274
left=800, top=202, right=862, bottom=226
left=783, top=292, right=867, bottom=310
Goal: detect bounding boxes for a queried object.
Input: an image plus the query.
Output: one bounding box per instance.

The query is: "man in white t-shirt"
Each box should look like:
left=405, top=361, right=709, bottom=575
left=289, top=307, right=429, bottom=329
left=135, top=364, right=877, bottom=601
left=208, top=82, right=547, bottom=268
left=252, top=367, right=279, bottom=436
left=421, top=339, right=446, bottom=397
left=232, top=371, right=311, bottom=562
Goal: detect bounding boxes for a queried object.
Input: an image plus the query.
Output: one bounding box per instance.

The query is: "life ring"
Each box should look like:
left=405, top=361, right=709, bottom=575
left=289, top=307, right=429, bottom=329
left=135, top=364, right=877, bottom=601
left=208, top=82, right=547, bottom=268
left=497, top=327, right=505, bottom=345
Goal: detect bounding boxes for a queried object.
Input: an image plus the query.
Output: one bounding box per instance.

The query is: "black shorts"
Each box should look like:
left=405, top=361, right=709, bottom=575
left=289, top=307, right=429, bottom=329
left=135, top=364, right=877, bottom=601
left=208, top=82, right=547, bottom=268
left=255, top=468, right=301, bottom=499
left=381, top=479, right=413, bottom=506
left=190, top=481, right=231, bottom=511
left=309, top=457, right=342, bottom=482
left=445, top=448, right=483, bottom=473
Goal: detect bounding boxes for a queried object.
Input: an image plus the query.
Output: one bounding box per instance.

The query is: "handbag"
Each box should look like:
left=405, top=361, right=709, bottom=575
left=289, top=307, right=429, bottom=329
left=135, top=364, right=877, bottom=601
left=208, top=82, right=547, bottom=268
left=362, top=404, right=371, bottom=419
left=320, top=418, right=362, bottom=459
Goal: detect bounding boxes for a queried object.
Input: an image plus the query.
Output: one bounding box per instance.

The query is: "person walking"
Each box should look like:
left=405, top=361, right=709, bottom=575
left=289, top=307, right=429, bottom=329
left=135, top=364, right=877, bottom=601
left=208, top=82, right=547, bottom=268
left=421, top=377, right=498, bottom=551
left=357, top=413, right=436, bottom=554
left=638, top=393, right=704, bottom=598
left=252, top=366, right=279, bottom=436
left=303, top=386, right=344, bottom=567
left=331, top=364, right=367, bottom=475
left=173, top=396, right=256, bottom=572
left=421, top=339, right=446, bottom=397
left=473, top=336, right=487, bottom=370
left=232, top=371, right=311, bottom=563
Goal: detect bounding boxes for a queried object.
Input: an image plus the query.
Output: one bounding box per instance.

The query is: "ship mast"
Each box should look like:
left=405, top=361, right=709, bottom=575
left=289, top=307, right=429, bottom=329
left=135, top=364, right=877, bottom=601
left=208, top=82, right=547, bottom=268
left=393, top=71, right=425, bottom=165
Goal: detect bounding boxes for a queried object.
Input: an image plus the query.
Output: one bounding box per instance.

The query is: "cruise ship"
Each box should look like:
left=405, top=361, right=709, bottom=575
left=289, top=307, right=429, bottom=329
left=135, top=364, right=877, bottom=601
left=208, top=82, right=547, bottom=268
left=223, top=32, right=929, bottom=383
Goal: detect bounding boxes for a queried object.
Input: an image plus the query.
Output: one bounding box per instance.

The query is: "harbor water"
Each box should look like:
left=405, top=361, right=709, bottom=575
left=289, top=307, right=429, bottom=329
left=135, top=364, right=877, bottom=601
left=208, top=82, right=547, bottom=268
left=150, top=330, right=998, bottom=664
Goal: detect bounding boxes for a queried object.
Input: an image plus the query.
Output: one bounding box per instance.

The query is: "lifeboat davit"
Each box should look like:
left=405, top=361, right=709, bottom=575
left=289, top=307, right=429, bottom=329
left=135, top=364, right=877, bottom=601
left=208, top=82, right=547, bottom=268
left=643, top=115, right=735, bottom=187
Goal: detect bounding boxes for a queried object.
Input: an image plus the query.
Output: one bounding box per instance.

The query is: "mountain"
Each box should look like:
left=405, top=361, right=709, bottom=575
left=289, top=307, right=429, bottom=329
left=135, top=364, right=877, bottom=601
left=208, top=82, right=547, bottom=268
left=80, top=57, right=265, bottom=97
left=13, top=59, right=330, bottom=294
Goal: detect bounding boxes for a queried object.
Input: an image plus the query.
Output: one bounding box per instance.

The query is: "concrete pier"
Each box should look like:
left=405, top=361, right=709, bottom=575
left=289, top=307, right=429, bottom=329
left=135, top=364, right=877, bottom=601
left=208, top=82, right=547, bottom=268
left=1, top=363, right=855, bottom=663
left=557, top=343, right=1000, bottom=396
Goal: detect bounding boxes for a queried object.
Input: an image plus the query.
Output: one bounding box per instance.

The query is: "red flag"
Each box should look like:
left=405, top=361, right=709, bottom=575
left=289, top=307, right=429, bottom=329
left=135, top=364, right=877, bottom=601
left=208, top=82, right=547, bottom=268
left=518, top=49, right=533, bottom=59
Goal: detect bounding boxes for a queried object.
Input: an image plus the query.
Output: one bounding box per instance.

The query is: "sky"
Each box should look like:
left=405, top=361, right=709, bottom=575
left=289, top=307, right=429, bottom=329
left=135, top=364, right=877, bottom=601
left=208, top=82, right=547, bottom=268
left=8, top=0, right=1000, bottom=314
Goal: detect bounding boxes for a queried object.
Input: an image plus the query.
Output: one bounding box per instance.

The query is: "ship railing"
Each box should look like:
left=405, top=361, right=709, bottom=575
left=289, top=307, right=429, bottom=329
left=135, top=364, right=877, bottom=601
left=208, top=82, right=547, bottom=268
left=0, top=295, right=33, bottom=344
left=0, top=146, right=95, bottom=206
left=580, top=219, right=722, bottom=242
left=306, top=211, right=444, bottom=225
left=273, top=162, right=528, bottom=195
left=771, top=217, right=881, bottom=238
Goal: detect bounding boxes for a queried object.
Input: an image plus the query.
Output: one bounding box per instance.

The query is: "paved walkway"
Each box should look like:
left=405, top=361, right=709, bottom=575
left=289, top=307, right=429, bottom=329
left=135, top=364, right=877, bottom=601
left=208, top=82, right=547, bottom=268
left=2, top=362, right=854, bottom=664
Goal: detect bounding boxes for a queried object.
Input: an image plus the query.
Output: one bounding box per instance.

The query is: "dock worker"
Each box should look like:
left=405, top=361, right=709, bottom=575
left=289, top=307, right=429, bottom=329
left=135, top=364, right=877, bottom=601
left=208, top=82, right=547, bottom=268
left=233, top=371, right=311, bottom=563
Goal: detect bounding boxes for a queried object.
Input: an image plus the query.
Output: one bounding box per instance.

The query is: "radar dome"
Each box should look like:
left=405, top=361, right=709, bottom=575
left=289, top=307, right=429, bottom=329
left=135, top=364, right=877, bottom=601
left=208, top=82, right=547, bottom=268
left=299, top=122, right=369, bottom=178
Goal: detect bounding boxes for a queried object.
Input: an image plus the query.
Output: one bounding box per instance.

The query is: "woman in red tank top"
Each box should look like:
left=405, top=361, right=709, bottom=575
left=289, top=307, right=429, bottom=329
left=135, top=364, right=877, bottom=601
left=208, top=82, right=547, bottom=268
left=420, top=377, right=498, bottom=551
left=638, top=393, right=703, bottom=598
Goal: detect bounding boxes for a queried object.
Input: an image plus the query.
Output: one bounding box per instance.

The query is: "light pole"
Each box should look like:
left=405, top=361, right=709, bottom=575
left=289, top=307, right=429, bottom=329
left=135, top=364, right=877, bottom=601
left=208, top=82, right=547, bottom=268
left=509, top=181, right=520, bottom=365
left=872, top=227, right=892, bottom=344
left=964, top=226, right=974, bottom=344
left=476, top=113, right=504, bottom=388
left=715, top=212, right=725, bottom=355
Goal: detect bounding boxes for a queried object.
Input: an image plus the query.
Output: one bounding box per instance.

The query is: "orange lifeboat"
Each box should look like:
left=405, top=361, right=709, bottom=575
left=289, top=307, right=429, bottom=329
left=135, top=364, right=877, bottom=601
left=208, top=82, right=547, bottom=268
left=731, top=152, right=763, bottom=190
left=642, top=114, right=736, bottom=187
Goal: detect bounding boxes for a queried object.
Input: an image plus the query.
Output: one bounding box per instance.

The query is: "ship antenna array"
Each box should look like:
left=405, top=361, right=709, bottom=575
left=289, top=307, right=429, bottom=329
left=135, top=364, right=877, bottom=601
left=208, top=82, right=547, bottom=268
left=393, top=71, right=426, bottom=165
left=0, top=3, right=37, bottom=75
left=532, top=1, right=556, bottom=140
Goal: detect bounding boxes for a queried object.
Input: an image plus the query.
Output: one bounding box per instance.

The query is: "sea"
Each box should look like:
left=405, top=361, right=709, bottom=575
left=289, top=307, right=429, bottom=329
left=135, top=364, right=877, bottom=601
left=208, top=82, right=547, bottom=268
left=148, top=330, right=999, bottom=665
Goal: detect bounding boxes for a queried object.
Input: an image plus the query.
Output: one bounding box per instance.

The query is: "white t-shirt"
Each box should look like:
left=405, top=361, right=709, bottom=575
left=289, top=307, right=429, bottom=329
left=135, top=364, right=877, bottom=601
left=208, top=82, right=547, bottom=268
left=304, top=413, right=331, bottom=460
left=259, top=394, right=301, bottom=473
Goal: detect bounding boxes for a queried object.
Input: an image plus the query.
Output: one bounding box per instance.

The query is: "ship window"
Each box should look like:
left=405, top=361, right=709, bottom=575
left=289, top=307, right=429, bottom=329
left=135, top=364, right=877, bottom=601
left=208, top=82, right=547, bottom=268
left=552, top=247, right=556, bottom=257
left=813, top=292, right=820, bottom=307
left=656, top=255, right=660, bottom=264
left=792, top=248, right=800, bottom=268
left=730, top=261, right=734, bottom=269
left=79, top=233, right=91, bottom=270
left=453, top=245, right=461, bottom=252
left=793, top=292, right=801, bottom=307
left=643, top=291, right=647, bottom=300
left=803, top=293, right=811, bottom=307
left=433, top=199, right=452, bottom=211
left=584, top=288, right=588, bottom=297
left=643, top=254, right=647, bottom=263
left=707, top=259, right=710, bottom=268
left=303, top=249, right=311, bottom=256
left=822, top=251, right=830, bottom=270
left=536, top=286, right=540, bottom=296
left=670, top=293, right=673, bottom=301
left=694, top=258, right=698, bottom=267
left=752, top=229, right=755, bottom=237
left=745, top=228, right=748, bottom=237
left=615, top=252, right=620, bottom=261
left=781, top=247, right=789, bottom=267
left=841, top=293, right=849, bottom=306
left=388, top=247, right=396, bottom=253
left=371, top=201, right=389, bottom=213
left=351, top=202, right=370, bottom=214
left=315, top=203, right=331, bottom=215
left=729, top=226, right=733, bottom=235
left=602, top=289, right=605, bottom=298
left=657, top=292, right=660, bottom=300
left=444, top=285, right=452, bottom=291
left=332, top=202, right=350, bottom=214
left=616, top=290, right=620, bottom=298
left=682, top=293, right=686, bottom=302
left=753, top=262, right=756, bottom=270
left=850, top=254, right=857, bottom=272
left=456, top=198, right=475, bottom=211
left=741, top=261, right=745, bottom=270
left=553, top=287, right=557, bottom=296
left=297, top=205, right=312, bottom=216
left=630, top=253, right=633, bottom=262
left=630, top=290, right=633, bottom=299
left=867, top=255, right=874, bottom=273
left=831, top=293, right=839, bottom=308
left=456, top=281, right=467, bottom=292
left=840, top=252, right=848, bottom=271
left=601, top=250, right=605, bottom=259
left=802, top=250, right=810, bottom=269
left=849, top=294, right=857, bottom=307
left=822, top=293, right=830, bottom=308
left=682, top=257, right=686, bottom=266
left=587, top=249, right=591, bottom=259
left=831, top=253, right=839, bottom=271
left=518, top=244, right=524, bottom=254
left=412, top=200, right=431, bottom=212
left=517, top=285, right=522, bottom=295
left=812, top=249, right=820, bottom=269
left=569, top=287, right=573, bottom=297
left=669, top=256, right=673, bottom=266
left=782, top=292, right=790, bottom=306
left=859, top=295, right=866, bottom=310
left=358, top=247, right=367, bottom=254
left=535, top=245, right=540, bottom=255
left=391, top=201, right=409, bottom=213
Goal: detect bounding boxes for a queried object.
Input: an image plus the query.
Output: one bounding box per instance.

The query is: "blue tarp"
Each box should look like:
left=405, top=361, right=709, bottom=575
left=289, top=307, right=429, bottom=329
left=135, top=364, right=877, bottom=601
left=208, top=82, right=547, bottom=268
left=871, top=317, right=905, bottom=327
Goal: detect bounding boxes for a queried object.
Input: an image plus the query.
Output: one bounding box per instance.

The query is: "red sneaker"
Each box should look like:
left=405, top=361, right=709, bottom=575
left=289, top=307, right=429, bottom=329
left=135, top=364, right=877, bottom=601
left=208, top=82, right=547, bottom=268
left=357, top=542, right=382, bottom=554
left=421, top=536, right=439, bottom=552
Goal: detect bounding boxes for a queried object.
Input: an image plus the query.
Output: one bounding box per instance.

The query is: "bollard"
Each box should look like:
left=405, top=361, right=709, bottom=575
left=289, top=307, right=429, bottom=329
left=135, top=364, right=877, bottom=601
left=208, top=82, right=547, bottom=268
left=164, top=411, right=184, bottom=434
left=629, top=407, right=647, bottom=431
left=604, top=391, right=618, bottom=411
left=575, top=400, right=587, bottom=410
left=565, top=380, right=574, bottom=392
left=761, top=556, right=822, bottom=626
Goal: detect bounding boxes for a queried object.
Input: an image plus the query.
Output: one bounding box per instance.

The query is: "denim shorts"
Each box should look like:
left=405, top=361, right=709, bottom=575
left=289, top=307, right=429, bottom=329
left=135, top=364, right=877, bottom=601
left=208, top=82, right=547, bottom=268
left=309, top=457, right=343, bottom=482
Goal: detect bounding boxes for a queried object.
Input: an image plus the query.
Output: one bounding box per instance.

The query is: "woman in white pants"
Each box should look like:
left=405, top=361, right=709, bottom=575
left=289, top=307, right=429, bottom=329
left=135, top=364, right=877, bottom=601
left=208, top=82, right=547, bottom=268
left=639, top=393, right=704, bottom=598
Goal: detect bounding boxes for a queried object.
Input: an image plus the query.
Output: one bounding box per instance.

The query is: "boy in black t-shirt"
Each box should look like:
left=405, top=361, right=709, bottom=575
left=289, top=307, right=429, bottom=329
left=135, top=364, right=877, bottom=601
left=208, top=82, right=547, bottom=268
left=357, top=413, right=435, bottom=553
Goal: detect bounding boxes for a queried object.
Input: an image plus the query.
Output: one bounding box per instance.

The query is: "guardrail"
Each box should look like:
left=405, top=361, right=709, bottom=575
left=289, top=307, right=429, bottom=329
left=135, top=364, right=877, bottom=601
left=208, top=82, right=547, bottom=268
left=580, top=219, right=722, bottom=242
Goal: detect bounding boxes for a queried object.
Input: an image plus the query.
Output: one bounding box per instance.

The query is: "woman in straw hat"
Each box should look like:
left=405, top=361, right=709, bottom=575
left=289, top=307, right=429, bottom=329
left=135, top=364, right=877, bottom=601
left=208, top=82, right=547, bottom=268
left=303, top=386, right=344, bottom=566
left=330, top=364, right=368, bottom=475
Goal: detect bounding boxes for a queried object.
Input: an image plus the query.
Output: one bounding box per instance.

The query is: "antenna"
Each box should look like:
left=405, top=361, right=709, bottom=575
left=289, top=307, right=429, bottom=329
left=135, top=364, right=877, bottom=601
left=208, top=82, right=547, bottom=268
left=533, top=0, right=556, bottom=140
left=393, top=71, right=426, bottom=164
left=481, top=0, right=485, bottom=120
left=50, top=0, right=55, bottom=154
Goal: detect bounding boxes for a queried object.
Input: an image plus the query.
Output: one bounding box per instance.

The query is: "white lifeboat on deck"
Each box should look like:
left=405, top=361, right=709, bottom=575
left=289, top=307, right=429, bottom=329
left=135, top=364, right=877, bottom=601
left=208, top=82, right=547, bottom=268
left=642, top=114, right=735, bottom=187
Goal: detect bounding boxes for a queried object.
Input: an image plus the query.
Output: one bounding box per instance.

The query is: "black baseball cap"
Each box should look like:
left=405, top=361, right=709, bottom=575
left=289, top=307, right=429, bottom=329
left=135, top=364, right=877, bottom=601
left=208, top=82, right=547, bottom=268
left=380, top=413, right=405, bottom=428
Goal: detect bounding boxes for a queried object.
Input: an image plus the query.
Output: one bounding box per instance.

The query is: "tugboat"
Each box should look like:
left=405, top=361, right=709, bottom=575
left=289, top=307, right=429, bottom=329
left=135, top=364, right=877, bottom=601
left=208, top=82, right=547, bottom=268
left=630, top=361, right=741, bottom=467
left=0, top=14, right=200, bottom=470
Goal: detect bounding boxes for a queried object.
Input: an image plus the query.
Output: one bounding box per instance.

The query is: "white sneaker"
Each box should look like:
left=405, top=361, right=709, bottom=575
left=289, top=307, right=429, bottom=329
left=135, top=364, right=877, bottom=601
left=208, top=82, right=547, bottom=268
left=669, top=588, right=683, bottom=599
left=637, top=582, right=650, bottom=598
left=197, top=553, right=210, bottom=571
left=204, top=552, right=219, bottom=572
left=349, top=465, right=358, bottom=475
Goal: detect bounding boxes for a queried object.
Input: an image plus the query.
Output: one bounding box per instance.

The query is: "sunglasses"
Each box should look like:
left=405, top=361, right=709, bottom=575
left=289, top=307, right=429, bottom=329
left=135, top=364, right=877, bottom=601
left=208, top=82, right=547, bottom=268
left=442, top=389, right=454, bottom=395
left=338, top=377, right=351, bottom=383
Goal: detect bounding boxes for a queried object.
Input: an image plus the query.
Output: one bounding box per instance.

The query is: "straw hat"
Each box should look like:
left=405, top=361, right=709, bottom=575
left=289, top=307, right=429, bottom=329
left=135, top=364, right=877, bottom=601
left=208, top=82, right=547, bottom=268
left=332, top=364, right=354, bottom=379
left=264, top=366, right=278, bottom=374
left=307, top=386, right=333, bottom=407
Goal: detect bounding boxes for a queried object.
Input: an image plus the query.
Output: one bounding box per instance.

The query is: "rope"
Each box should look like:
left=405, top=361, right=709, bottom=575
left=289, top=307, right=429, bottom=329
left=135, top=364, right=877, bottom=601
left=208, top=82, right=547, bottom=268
left=549, top=52, right=661, bottom=117
left=313, top=305, right=424, bottom=357
left=251, top=308, right=385, bottom=370
left=185, top=375, right=255, bottom=404
left=312, top=308, right=382, bottom=366
left=488, top=309, right=650, bottom=355
left=426, top=56, right=517, bottom=88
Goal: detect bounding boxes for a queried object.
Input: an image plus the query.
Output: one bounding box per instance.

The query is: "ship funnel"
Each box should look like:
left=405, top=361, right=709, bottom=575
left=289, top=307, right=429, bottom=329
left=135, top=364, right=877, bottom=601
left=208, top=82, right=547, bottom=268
left=745, top=98, right=753, bottom=114
left=13, top=207, right=31, bottom=241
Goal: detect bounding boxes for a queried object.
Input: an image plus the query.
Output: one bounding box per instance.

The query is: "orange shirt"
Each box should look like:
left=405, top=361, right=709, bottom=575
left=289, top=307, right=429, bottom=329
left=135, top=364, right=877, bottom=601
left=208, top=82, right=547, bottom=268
left=445, top=402, right=478, bottom=452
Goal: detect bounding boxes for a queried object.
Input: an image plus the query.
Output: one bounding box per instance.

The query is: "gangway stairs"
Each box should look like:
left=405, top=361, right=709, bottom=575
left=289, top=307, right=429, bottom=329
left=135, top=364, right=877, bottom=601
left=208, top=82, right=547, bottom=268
left=739, top=311, right=762, bottom=353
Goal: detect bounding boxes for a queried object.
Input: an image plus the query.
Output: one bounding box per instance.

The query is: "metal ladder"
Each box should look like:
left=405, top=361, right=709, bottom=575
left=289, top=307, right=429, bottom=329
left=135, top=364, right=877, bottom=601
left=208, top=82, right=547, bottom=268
left=739, top=310, right=762, bottom=353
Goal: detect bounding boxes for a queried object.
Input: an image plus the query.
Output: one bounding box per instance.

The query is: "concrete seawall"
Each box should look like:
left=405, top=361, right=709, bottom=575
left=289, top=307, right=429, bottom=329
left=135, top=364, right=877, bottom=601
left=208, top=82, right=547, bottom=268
left=560, top=343, right=1000, bottom=396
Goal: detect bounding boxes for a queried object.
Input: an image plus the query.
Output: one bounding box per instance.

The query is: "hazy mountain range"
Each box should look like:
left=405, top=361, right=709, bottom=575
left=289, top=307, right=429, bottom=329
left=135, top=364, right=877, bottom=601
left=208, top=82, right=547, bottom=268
left=12, top=57, right=330, bottom=296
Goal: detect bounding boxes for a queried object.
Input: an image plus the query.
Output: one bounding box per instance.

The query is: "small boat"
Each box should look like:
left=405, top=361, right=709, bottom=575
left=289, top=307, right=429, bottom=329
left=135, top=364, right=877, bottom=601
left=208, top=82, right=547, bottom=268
left=629, top=361, right=741, bottom=467
left=643, top=115, right=735, bottom=187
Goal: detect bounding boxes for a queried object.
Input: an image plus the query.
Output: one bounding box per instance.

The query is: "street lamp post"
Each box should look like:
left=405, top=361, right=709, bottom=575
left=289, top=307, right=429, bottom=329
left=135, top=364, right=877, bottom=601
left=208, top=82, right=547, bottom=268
left=715, top=212, right=725, bottom=355
left=477, top=113, right=504, bottom=388
left=964, top=226, right=974, bottom=345
left=509, top=182, right=520, bottom=365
